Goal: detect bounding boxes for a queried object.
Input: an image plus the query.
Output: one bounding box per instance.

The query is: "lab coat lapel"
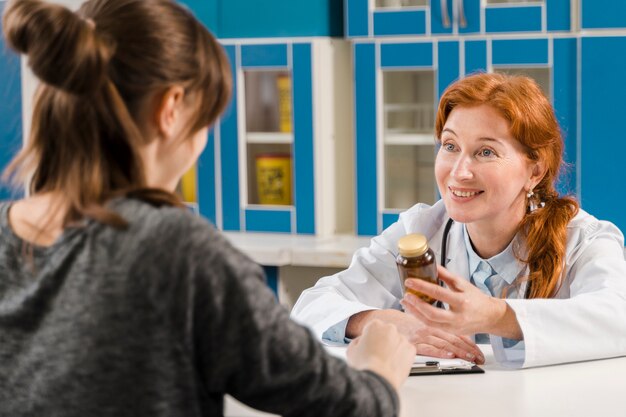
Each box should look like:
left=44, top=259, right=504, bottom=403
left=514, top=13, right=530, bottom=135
left=440, top=221, right=470, bottom=282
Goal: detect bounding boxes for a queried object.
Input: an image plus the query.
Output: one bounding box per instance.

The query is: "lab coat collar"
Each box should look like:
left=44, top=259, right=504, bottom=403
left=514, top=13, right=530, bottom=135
left=431, top=218, right=470, bottom=282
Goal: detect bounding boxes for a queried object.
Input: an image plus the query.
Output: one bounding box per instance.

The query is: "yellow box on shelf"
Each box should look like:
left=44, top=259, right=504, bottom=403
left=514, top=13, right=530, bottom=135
left=277, top=74, right=292, bottom=133
left=180, top=164, right=197, bottom=203
left=256, top=153, right=292, bottom=205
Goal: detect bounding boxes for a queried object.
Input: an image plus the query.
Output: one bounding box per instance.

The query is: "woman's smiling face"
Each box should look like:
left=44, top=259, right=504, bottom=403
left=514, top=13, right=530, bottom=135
left=435, top=104, right=536, bottom=230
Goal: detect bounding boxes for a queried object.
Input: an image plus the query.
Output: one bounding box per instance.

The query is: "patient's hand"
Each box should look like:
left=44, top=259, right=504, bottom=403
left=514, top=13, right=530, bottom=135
left=347, top=309, right=484, bottom=364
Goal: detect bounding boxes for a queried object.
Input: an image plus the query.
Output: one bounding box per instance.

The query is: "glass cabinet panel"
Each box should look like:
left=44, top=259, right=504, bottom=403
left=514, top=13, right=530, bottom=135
left=243, top=70, right=294, bottom=207
left=376, top=0, right=427, bottom=8
left=383, top=71, right=435, bottom=138
left=385, top=144, right=436, bottom=209
left=494, top=67, right=551, bottom=99
left=246, top=143, right=293, bottom=206
left=486, top=0, right=543, bottom=4
left=383, top=70, right=437, bottom=210
left=244, top=70, right=292, bottom=135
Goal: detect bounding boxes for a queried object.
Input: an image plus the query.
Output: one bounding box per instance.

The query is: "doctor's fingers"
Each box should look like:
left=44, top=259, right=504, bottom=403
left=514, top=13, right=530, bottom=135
left=416, top=333, right=484, bottom=364
left=437, top=265, right=473, bottom=292
left=400, top=295, right=456, bottom=328
left=404, top=278, right=463, bottom=307
left=428, top=327, right=483, bottom=361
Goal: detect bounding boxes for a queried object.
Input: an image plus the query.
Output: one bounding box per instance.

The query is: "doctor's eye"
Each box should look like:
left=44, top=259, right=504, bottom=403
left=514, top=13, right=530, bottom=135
left=478, top=148, right=496, bottom=158
left=442, top=142, right=456, bottom=152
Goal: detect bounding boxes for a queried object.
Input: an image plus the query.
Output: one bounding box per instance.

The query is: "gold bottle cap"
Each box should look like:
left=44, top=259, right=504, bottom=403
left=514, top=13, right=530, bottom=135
left=397, top=233, right=429, bottom=258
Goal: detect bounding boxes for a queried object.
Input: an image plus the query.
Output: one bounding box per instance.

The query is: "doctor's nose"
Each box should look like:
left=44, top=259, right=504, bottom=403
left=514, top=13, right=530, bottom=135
left=450, top=155, right=474, bottom=180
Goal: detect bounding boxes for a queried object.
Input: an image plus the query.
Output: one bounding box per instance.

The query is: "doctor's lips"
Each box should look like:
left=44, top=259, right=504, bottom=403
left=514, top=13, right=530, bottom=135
left=449, top=187, right=484, bottom=198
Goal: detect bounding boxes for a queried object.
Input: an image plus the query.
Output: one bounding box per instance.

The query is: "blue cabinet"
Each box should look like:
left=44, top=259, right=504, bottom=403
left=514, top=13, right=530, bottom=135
left=353, top=35, right=577, bottom=235
left=198, top=40, right=353, bottom=236
left=346, top=0, right=571, bottom=38
left=580, top=36, right=626, bottom=233
left=581, top=0, right=626, bottom=30
left=0, top=3, right=22, bottom=201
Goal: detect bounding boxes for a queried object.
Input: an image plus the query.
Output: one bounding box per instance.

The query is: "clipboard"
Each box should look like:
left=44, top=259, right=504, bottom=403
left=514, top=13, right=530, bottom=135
left=409, top=358, right=485, bottom=376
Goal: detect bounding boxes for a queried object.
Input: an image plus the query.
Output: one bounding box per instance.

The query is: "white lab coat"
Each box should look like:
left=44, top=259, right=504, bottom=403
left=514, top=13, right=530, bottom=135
left=291, top=200, right=626, bottom=368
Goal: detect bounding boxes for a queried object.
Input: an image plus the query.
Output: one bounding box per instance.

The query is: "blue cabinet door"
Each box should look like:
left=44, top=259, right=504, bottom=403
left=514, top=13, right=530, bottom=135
left=353, top=40, right=460, bottom=235
left=346, top=0, right=455, bottom=38
left=198, top=42, right=317, bottom=234
left=581, top=0, right=626, bottom=30
left=483, top=0, right=570, bottom=34
left=580, top=36, right=626, bottom=234
left=346, top=0, right=570, bottom=38
left=0, top=8, right=22, bottom=201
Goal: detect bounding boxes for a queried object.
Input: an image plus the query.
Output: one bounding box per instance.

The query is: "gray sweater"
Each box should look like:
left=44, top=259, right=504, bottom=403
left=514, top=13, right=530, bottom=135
left=0, top=198, right=398, bottom=417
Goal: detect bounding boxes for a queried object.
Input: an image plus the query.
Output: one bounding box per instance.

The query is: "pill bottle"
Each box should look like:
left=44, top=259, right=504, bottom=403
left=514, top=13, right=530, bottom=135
left=396, top=233, right=438, bottom=304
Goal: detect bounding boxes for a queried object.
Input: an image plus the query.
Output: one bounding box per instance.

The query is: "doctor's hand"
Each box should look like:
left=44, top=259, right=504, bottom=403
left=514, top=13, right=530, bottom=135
left=347, top=320, right=415, bottom=391
left=346, top=309, right=484, bottom=364
left=400, top=265, right=523, bottom=341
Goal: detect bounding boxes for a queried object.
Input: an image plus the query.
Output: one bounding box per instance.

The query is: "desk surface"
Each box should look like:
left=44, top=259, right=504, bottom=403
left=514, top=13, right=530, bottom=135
left=225, top=345, right=626, bottom=417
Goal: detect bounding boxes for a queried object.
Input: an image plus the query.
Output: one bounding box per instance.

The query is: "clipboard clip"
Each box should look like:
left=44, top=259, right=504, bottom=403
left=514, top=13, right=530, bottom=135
left=410, top=360, right=483, bottom=376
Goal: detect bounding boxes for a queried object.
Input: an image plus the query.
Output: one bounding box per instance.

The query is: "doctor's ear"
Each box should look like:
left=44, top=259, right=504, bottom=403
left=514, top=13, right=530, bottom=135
left=528, top=160, right=547, bottom=189
left=154, top=85, right=186, bottom=139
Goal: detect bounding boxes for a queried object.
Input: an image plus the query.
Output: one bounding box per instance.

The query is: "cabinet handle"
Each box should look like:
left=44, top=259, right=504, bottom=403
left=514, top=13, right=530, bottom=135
left=457, top=0, right=467, bottom=28
left=441, top=0, right=451, bottom=28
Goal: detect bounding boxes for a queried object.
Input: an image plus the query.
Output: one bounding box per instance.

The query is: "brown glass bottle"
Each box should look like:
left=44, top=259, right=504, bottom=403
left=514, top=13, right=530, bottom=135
left=396, top=233, right=438, bottom=304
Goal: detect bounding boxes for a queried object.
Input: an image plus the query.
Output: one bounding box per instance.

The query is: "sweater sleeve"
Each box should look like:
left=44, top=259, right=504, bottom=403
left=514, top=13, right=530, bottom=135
left=188, top=226, right=400, bottom=417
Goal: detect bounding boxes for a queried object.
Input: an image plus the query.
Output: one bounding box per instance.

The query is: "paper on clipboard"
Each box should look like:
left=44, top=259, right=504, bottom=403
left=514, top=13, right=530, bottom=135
left=413, top=355, right=474, bottom=369
left=411, top=354, right=481, bottom=375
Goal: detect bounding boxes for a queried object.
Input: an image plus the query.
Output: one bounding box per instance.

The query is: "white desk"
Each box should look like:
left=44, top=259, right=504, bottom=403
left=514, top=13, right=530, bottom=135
left=225, top=345, right=626, bottom=417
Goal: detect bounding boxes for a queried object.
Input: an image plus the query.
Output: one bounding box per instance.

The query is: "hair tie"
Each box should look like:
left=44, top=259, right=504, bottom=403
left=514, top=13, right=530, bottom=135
left=527, top=189, right=545, bottom=213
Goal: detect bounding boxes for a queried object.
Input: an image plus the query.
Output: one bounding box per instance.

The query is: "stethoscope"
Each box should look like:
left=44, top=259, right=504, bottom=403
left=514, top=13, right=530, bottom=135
left=439, top=218, right=530, bottom=300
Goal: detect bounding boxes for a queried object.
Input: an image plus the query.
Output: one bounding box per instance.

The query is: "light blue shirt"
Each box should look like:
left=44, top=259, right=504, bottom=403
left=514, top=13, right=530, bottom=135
left=463, top=224, right=526, bottom=349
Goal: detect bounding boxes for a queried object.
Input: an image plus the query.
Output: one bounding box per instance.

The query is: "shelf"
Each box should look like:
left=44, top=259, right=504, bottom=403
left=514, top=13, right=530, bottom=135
left=246, top=132, right=293, bottom=144
left=222, top=232, right=372, bottom=268
left=384, top=132, right=436, bottom=146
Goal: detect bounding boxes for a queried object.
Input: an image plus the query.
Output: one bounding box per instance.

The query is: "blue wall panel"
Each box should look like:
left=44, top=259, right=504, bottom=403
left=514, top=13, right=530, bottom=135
left=220, top=45, right=241, bottom=231
left=381, top=42, right=433, bottom=68
left=354, top=43, right=378, bottom=236
left=492, top=39, right=548, bottom=66
left=184, top=0, right=344, bottom=38
left=245, top=209, right=292, bottom=233
left=373, top=10, right=427, bottom=37
left=346, top=0, right=369, bottom=37
left=464, top=40, right=487, bottom=75
left=581, top=0, right=626, bottom=29
left=437, top=41, right=460, bottom=99
left=178, top=0, right=218, bottom=35
left=241, top=44, right=288, bottom=68
left=581, top=37, right=626, bottom=233
left=547, top=0, right=570, bottom=31
left=553, top=38, right=577, bottom=197
left=293, top=43, right=315, bottom=234
left=198, top=129, right=217, bottom=225
left=485, top=6, right=542, bottom=33
left=0, top=11, right=22, bottom=201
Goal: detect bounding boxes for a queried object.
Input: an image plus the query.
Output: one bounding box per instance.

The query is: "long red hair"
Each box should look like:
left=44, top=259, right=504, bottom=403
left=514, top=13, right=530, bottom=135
left=435, top=72, right=578, bottom=298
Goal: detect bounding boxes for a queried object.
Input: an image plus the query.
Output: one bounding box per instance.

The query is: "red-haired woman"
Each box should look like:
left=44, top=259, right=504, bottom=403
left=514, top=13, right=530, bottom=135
left=292, top=72, right=626, bottom=368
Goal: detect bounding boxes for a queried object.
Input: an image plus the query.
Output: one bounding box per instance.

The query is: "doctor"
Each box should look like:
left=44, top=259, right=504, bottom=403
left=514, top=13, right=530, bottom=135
left=291, top=72, right=626, bottom=368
